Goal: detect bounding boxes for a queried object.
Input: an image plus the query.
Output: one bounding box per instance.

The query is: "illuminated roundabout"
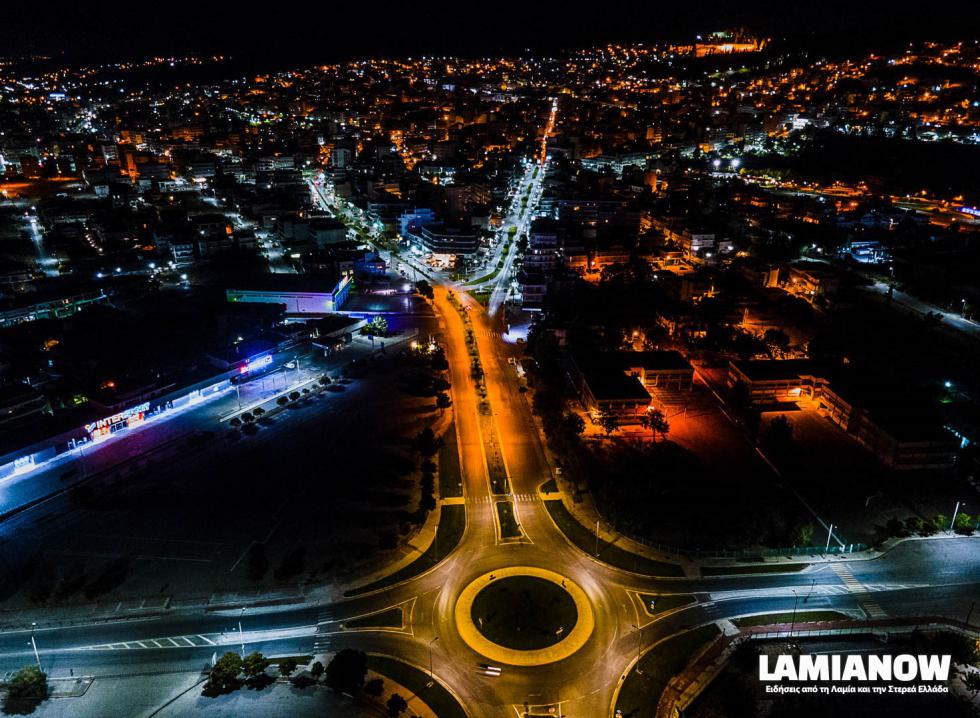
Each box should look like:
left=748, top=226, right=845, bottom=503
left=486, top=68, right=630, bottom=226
left=453, top=566, right=595, bottom=666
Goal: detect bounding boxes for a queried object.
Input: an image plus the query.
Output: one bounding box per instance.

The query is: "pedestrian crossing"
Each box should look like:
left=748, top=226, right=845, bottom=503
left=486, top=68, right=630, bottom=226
left=833, top=563, right=888, bottom=619
left=466, top=493, right=537, bottom=504
left=312, top=635, right=332, bottom=653
left=83, top=633, right=218, bottom=651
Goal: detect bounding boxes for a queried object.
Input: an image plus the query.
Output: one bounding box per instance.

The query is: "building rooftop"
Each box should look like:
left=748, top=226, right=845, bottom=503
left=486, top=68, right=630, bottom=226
left=730, top=359, right=820, bottom=382
left=226, top=272, right=345, bottom=295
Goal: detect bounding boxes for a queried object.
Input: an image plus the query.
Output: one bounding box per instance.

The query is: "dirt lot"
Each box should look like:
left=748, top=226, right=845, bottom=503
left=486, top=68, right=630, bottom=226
left=760, top=408, right=967, bottom=546
left=0, top=321, right=447, bottom=613
left=583, top=387, right=812, bottom=551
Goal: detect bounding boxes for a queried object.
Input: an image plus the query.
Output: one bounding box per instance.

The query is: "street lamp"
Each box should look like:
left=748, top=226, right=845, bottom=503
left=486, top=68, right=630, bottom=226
left=630, top=623, right=643, bottom=674
left=428, top=636, right=440, bottom=685
left=30, top=622, right=41, bottom=672
left=790, top=589, right=799, bottom=637
left=238, top=608, right=246, bottom=657
left=950, top=501, right=963, bottom=532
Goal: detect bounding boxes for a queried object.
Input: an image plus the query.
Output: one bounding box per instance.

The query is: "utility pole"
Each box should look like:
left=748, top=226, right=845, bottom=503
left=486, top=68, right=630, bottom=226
left=30, top=622, right=41, bottom=672
left=950, top=501, right=961, bottom=532
left=824, top=523, right=835, bottom=553
left=595, top=519, right=600, bottom=556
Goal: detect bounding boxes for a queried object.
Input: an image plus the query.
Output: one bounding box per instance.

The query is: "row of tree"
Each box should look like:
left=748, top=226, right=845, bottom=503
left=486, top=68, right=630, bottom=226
left=207, top=648, right=418, bottom=717
left=593, top=407, right=670, bottom=440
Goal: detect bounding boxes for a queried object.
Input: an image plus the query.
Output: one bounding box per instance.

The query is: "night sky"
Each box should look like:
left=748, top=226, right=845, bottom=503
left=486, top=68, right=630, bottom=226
left=4, top=1, right=980, bottom=64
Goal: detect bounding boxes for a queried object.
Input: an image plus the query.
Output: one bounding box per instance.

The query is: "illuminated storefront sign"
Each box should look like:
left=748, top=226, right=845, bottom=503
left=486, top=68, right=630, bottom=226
left=240, top=354, right=273, bottom=374
left=85, top=402, right=150, bottom=439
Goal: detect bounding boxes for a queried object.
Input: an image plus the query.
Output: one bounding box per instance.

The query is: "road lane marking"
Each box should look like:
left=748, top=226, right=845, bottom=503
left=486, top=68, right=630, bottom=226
left=833, top=564, right=888, bottom=619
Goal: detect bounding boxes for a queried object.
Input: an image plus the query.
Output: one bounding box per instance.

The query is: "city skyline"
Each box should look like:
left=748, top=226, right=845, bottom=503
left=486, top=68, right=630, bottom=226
left=0, top=11, right=978, bottom=718
left=4, top=2, right=980, bottom=64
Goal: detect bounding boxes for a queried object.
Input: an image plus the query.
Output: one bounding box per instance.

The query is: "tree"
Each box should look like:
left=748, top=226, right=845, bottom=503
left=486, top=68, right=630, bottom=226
left=436, top=392, right=451, bottom=411
left=325, top=648, right=368, bottom=694
left=963, top=671, right=980, bottom=698
left=368, top=315, right=389, bottom=336
left=386, top=693, right=409, bottom=717
left=3, top=665, right=47, bottom=714
left=252, top=407, right=265, bottom=417
left=204, top=652, right=242, bottom=696
left=241, top=651, right=269, bottom=681
left=241, top=412, right=254, bottom=424
left=310, top=661, right=324, bottom=680
left=318, top=374, right=331, bottom=386
left=761, top=415, right=794, bottom=456
left=904, top=516, right=926, bottom=535
left=277, top=657, right=298, bottom=679
left=430, top=348, right=448, bottom=372
left=363, top=677, right=384, bottom=696
left=954, top=512, right=974, bottom=534
left=276, top=396, right=289, bottom=407
left=596, top=411, right=620, bottom=437
left=793, top=522, right=814, bottom=547
left=640, top=408, right=670, bottom=441
left=763, top=328, right=790, bottom=357
left=230, top=417, right=242, bottom=428
left=288, top=391, right=301, bottom=402
left=930, top=513, right=948, bottom=533
left=561, top=412, right=586, bottom=437
left=247, top=543, right=269, bottom=581
left=415, top=280, right=434, bottom=300
left=413, top=427, right=441, bottom=457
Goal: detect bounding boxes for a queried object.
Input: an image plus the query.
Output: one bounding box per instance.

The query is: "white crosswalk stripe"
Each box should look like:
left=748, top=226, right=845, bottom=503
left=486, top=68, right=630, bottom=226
left=833, top=564, right=888, bottom=619
left=83, top=634, right=220, bottom=651
left=468, top=493, right=538, bottom=503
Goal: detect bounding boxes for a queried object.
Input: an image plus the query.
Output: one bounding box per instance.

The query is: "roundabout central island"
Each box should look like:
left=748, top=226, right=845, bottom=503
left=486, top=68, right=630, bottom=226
left=453, top=566, right=595, bottom=666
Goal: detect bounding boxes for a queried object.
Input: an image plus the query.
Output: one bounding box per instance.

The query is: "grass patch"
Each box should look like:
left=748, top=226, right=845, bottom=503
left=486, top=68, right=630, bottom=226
left=638, top=594, right=695, bottom=616
left=345, top=608, right=403, bottom=629
left=465, top=268, right=500, bottom=286
left=270, top=655, right=313, bottom=666
left=732, top=610, right=850, bottom=627
left=438, top=425, right=463, bottom=498
left=367, top=655, right=467, bottom=718
left=345, top=505, right=465, bottom=596
left=471, top=575, right=577, bottom=650
left=543, top=500, right=684, bottom=577
left=496, top=500, right=521, bottom=538
left=700, top=563, right=808, bottom=576
left=489, top=472, right=510, bottom=495
left=615, top=625, right=721, bottom=718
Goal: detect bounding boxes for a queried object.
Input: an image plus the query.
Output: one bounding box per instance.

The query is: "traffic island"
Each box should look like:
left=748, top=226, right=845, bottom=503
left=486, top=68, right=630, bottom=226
left=454, top=566, right=594, bottom=666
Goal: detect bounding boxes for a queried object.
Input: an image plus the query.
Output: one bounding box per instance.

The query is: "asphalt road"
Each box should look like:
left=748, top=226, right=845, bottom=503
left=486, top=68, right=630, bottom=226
left=1, top=272, right=978, bottom=717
